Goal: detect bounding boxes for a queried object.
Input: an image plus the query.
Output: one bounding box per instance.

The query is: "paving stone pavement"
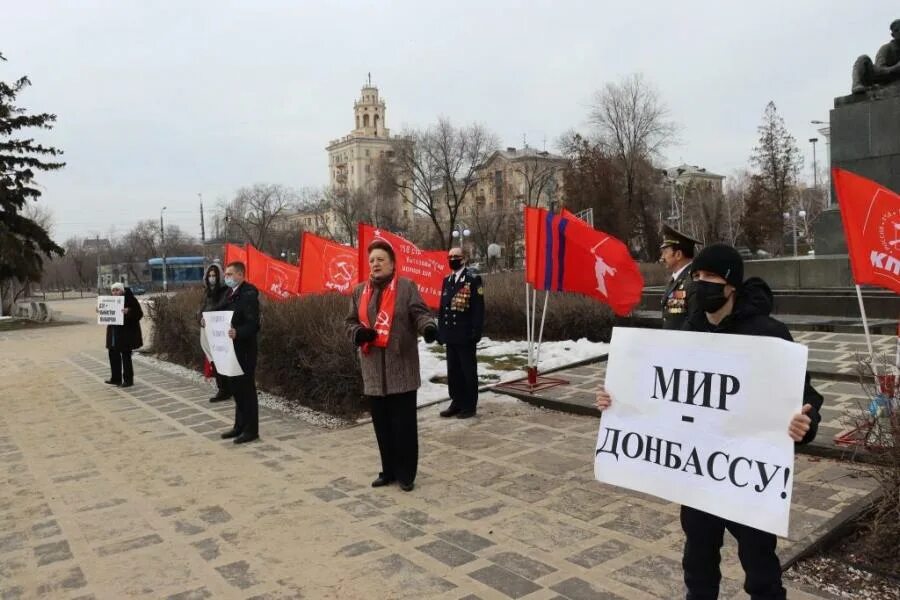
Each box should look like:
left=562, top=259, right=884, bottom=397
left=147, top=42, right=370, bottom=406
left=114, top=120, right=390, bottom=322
left=0, top=302, right=880, bottom=599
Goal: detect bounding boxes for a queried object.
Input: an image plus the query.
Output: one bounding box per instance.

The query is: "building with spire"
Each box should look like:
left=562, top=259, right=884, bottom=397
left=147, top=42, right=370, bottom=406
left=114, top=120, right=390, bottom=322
left=326, top=76, right=398, bottom=193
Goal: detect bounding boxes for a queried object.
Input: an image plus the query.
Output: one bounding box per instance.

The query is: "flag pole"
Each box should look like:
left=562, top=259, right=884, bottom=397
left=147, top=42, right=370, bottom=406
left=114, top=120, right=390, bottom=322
left=530, top=287, right=538, bottom=362
left=525, top=282, right=532, bottom=367
left=534, top=290, right=550, bottom=368
left=854, top=284, right=875, bottom=363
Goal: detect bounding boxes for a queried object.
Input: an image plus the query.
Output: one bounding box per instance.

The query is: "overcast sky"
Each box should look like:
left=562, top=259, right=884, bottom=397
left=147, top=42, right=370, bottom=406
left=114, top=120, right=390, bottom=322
left=3, top=1, right=897, bottom=241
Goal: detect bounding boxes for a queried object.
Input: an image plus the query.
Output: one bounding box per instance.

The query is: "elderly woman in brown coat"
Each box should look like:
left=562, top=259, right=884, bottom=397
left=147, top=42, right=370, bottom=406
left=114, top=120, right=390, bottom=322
left=346, top=240, right=438, bottom=492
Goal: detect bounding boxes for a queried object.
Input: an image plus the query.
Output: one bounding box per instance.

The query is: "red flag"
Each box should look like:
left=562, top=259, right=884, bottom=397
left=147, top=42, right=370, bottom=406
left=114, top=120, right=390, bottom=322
left=525, top=205, right=543, bottom=286
left=357, top=223, right=451, bottom=309
left=223, top=243, right=247, bottom=273
left=298, top=232, right=359, bottom=295
left=523, top=207, right=644, bottom=316
left=246, top=245, right=300, bottom=300
left=833, top=168, right=900, bottom=295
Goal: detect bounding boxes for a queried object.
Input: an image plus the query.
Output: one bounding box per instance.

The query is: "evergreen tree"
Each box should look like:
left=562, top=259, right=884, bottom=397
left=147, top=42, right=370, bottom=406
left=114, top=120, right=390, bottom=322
left=748, top=101, right=802, bottom=254
left=0, top=53, right=65, bottom=311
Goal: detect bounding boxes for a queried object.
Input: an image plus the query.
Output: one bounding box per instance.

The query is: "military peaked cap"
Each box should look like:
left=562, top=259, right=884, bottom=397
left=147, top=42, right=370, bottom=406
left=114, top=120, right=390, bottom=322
left=659, top=224, right=701, bottom=254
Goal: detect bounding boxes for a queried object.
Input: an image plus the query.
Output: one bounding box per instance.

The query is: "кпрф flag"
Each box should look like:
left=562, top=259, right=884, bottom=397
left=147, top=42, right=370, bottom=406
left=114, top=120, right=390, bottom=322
left=525, top=206, right=644, bottom=316
left=297, top=232, right=358, bottom=295
left=832, top=167, right=900, bottom=295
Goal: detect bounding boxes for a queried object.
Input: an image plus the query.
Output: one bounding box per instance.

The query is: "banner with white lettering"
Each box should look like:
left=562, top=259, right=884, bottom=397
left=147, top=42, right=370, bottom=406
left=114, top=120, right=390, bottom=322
left=594, top=327, right=808, bottom=536
left=201, top=311, right=243, bottom=377
left=97, top=296, right=124, bottom=325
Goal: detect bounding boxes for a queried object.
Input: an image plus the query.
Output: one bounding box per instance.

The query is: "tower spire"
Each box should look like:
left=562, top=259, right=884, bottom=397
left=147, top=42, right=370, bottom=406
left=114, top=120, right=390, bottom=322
left=367, top=72, right=371, bottom=86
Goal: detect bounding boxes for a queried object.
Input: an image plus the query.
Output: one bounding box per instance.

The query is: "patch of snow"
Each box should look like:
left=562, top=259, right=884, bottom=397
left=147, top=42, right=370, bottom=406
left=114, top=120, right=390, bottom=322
left=138, top=335, right=607, bottom=413
left=416, top=336, right=607, bottom=406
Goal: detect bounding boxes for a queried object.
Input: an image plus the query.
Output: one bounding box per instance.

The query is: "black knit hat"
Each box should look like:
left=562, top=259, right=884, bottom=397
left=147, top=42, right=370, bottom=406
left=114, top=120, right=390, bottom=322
left=691, top=243, right=744, bottom=287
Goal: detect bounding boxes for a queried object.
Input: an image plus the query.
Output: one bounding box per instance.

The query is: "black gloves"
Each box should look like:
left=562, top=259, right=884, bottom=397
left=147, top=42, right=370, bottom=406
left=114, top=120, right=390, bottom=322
left=354, top=327, right=378, bottom=346
left=423, top=324, right=438, bottom=344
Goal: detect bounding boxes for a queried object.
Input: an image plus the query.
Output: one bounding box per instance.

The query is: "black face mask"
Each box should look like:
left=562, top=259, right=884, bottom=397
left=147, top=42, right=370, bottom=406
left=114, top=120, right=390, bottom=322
left=694, top=280, right=730, bottom=313
left=449, top=257, right=464, bottom=271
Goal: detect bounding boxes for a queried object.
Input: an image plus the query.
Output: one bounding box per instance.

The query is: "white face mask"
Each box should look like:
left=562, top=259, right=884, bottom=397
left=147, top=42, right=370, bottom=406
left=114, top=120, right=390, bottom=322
left=208, top=276, right=218, bottom=285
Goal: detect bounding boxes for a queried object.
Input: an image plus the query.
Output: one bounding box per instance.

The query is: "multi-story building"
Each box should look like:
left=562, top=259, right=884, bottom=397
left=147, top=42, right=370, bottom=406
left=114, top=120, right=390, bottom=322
left=326, top=78, right=399, bottom=194
left=470, top=146, right=567, bottom=214
left=664, top=163, right=725, bottom=194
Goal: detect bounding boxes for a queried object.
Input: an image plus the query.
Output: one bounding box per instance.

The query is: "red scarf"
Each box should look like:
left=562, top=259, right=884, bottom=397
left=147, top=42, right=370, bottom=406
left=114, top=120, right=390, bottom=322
left=358, top=276, right=397, bottom=354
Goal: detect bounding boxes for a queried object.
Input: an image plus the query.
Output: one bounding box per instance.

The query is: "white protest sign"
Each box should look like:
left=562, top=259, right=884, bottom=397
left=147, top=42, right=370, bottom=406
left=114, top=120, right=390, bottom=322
left=594, top=327, right=808, bottom=537
left=200, top=328, right=212, bottom=362
left=97, top=296, right=124, bottom=325
left=202, top=311, right=243, bottom=377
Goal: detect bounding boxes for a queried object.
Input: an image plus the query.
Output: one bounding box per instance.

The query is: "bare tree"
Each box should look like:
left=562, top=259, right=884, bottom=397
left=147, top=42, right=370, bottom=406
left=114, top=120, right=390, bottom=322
left=513, top=153, right=564, bottom=208
left=589, top=73, right=678, bottom=252
left=795, top=184, right=826, bottom=248
left=328, top=186, right=369, bottom=246
left=560, top=131, right=629, bottom=241
left=62, top=237, right=94, bottom=289
left=394, top=118, right=498, bottom=249
left=722, top=171, right=751, bottom=246
left=470, top=199, right=510, bottom=264
left=228, top=183, right=297, bottom=251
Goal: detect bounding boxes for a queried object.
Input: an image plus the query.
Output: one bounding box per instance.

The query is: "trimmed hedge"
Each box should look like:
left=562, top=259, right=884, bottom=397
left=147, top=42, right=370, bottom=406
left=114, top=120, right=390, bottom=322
left=481, top=271, right=613, bottom=343
left=148, top=272, right=614, bottom=418
left=148, top=289, right=365, bottom=419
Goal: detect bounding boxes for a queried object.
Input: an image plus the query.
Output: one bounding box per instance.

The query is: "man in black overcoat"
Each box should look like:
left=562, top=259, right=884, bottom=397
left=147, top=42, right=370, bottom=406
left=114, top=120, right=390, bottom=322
left=438, top=247, right=484, bottom=419
left=219, top=261, right=261, bottom=444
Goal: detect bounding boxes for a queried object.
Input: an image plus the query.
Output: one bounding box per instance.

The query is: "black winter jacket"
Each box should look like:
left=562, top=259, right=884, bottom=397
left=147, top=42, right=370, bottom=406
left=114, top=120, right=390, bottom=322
left=684, top=277, right=824, bottom=445
left=106, top=289, right=144, bottom=352
left=221, top=282, right=261, bottom=373
left=199, top=282, right=229, bottom=318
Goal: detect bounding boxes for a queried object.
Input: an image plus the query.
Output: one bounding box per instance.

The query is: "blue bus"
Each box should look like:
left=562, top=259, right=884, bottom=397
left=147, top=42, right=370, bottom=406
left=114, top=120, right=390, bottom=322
left=148, top=256, right=206, bottom=286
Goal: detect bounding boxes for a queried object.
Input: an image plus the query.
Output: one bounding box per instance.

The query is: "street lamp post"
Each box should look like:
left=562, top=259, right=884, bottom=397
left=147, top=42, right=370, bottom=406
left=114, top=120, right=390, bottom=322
left=783, top=209, right=807, bottom=257
left=451, top=224, right=471, bottom=255
left=809, top=138, right=819, bottom=189
left=811, top=120, right=831, bottom=207
left=160, top=206, right=168, bottom=292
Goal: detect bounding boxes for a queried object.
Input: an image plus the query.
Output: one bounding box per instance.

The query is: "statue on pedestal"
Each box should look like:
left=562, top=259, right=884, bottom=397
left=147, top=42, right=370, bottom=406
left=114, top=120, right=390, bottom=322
left=852, top=19, right=900, bottom=93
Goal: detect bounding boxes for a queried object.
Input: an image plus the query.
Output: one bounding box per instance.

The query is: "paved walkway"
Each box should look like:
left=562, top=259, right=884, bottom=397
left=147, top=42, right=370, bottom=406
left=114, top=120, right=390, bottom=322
left=498, top=330, right=896, bottom=456
left=0, top=300, right=880, bottom=599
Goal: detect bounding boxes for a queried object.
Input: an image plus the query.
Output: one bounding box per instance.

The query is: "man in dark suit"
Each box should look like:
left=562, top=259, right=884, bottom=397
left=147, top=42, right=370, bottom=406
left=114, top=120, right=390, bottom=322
left=659, top=224, right=701, bottom=330
left=220, top=261, right=261, bottom=444
left=438, top=247, right=485, bottom=419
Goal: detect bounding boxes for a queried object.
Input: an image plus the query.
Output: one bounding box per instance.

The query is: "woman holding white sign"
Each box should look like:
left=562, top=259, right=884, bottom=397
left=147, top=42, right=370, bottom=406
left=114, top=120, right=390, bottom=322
left=346, top=239, right=438, bottom=492
left=199, top=264, right=232, bottom=403
left=104, top=283, right=143, bottom=387
left=596, top=243, right=823, bottom=600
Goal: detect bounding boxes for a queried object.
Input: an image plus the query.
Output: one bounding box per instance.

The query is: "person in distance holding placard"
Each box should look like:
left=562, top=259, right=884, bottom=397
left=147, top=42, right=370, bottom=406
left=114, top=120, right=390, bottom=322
left=219, top=261, right=261, bottom=445
left=596, top=243, right=823, bottom=600
left=104, top=282, right=143, bottom=388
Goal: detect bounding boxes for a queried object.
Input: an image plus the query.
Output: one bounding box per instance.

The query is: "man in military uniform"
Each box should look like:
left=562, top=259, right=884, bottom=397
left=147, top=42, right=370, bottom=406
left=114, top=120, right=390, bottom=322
left=438, top=247, right=485, bottom=419
left=659, top=224, right=700, bottom=330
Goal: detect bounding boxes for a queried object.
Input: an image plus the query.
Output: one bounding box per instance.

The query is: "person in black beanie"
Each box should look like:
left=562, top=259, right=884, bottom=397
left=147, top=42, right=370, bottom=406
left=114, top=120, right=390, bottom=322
left=597, top=243, right=824, bottom=599
left=199, top=264, right=232, bottom=403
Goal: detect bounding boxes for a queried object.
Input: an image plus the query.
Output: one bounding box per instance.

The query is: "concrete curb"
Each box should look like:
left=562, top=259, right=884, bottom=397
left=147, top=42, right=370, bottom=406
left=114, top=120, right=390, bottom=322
left=780, top=487, right=883, bottom=570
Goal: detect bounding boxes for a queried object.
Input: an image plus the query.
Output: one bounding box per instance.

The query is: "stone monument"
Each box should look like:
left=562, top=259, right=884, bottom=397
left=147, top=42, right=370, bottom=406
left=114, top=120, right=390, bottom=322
left=817, top=19, right=900, bottom=255
left=851, top=19, right=900, bottom=94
